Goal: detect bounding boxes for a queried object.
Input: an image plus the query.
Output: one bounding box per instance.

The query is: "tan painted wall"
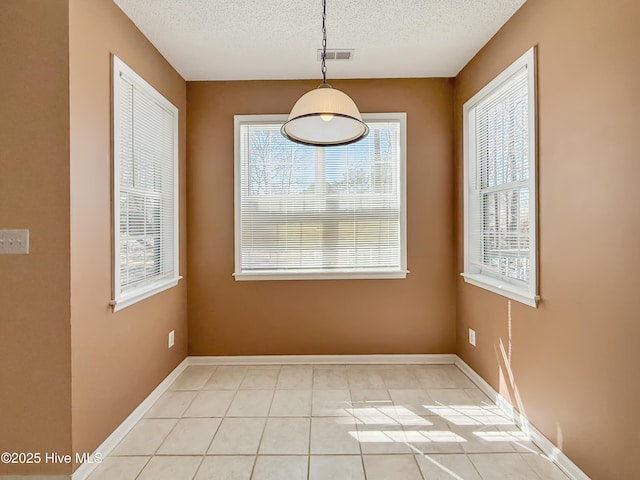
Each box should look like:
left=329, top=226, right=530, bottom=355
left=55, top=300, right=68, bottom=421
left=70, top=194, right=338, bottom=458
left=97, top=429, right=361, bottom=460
left=0, top=0, right=72, bottom=475
left=187, top=79, right=456, bottom=356
left=69, top=0, right=188, bottom=463
left=454, top=0, right=640, bottom=478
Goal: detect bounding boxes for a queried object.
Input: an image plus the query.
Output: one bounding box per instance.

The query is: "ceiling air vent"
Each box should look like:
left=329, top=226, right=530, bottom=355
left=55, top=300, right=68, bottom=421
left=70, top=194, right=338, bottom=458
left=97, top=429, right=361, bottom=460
left=317, top=49, right=355, bottom=61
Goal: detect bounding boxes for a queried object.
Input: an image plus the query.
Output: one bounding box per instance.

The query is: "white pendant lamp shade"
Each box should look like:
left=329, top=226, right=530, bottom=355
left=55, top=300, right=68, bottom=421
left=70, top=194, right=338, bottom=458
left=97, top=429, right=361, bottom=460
left=281, top=85, right=369, bottom=146
left=282, top=0, right=367, bottom=146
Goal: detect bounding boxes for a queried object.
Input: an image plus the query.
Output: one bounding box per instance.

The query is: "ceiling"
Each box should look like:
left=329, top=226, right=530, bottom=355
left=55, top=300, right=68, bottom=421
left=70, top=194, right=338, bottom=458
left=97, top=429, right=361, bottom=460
left=114, top=0, right=526, bottom=81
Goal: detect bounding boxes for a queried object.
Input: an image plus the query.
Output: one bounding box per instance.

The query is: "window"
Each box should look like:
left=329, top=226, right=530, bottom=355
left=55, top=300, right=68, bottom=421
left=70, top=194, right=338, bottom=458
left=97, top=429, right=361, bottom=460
left=234, top=113, right=407, bottom=280
left=462, top=47, right=538, bottom=307
left=111, top=56, right=180, bottom=311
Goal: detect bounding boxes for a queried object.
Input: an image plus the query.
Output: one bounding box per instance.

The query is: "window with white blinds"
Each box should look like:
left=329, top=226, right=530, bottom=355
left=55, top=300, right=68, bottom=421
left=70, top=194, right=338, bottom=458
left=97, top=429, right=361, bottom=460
left=234, top=113, right=407, bottom=280
left=462, top=47, right=538, bottom=307
left=112, top=56, right=180, bottom=311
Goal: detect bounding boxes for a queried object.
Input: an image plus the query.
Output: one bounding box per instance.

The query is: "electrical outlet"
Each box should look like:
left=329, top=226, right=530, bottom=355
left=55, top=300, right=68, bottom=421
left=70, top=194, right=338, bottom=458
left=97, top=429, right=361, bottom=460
left=469, top=328, right=476, bottom=347
left=0, top=229, right=29, bottom=254
left=168, top=330, right=175, bottom=348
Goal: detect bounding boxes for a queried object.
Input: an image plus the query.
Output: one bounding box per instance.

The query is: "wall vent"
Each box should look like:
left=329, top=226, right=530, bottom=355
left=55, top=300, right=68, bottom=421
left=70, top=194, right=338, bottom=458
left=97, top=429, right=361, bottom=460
left=317, top=49, right=355, bottom=61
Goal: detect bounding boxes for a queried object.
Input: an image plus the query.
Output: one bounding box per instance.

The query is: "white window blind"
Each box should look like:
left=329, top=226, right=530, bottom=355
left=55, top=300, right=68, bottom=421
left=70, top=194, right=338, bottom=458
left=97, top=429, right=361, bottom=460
left=463, top=47, right=538, bottom=307
left=112, top=56, right=180, bottom=311
left=234, top=113, right=407, bottom=280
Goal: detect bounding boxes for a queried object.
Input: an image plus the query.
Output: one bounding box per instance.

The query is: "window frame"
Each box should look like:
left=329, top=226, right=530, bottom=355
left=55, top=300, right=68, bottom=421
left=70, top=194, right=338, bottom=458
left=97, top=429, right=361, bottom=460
left=462, top=47, right=539, bottom=307
left=233, top=112, right=408, bottom=281
left=111, top=55, right=181, bottom=311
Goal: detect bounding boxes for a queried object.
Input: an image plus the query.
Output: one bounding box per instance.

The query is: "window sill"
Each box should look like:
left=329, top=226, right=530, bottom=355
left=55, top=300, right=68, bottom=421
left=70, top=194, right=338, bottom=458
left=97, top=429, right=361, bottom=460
left=111, top=276, right=183, bottom=312
left=460, top=272, right=539, bottom=308
left=234, top=270, right=409, bottom=281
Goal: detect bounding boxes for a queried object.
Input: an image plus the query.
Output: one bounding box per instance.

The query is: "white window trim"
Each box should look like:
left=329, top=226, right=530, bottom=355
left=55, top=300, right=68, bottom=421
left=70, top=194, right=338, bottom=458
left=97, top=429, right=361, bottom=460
left=111, top=55, right=181, bottom=312
left=233, top=112, right=408, bottom=281
left=462, top=47, right=539, bottom=307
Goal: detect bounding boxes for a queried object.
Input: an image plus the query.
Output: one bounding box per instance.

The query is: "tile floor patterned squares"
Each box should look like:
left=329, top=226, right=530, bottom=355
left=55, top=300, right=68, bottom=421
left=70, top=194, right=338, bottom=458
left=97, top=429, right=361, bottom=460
left=362, top=454, right=423, bottom=480
left=461, top=406, right=516, bottom=426
left=251, top=455, right=308, bottom=480
left=351, top=406, right=398, bottom=426
left=521, top=453, right=571, bottom=479
left=350, top=388, right=391, bottom=403
left=411, top=365, right=459, bottom=388
left=226, top=389, right=273, bottom=417
left=469, top=452, right=543, bottom=480
left=425, top=404, right=507, bottom=428
left=111, top=419, right=177, bottom=456
left=208, top=417, right=265, bottom=455
left=86, top=456, right=149, bottom=480
left=309, top=455, right=365, bottom=480
left=276, top=366, right=313, bottom=389
left=145, top=391, right=197, bottom=418
left=170, top=366, right=216, bottom=390
left=215, top=366, right=248, bottom=375
left=356, top=423, right=412, bottom=454
left=97, top=364, right=569, bottom=480
left=350, top=389, right=393, bottom=423
left=311, top=389, right=353, bottom=417
left=464, top=388, right=494, bottom=406
left=415, top=453, right=483, bottom=480
left=239, top=367, right=280, bottom=389
left=157, top=418, right=221, bottom=455
left=269, top=389, right=311, bottom=417
left=259, top=417, right=310, bottom=454
left=495, top=425, right=542, bottom=454
left=388, top=388, right=435, bottom=416
left=378, top=366, right=423, bottom=389
left=184, top=390, right=236, bottom=417
left=414, top=365, right=477, bottom=389
left=403, top=424, right=467, bottom=454
left=193, top=455, right=255, bottom=480
left=426, top=388, right=477, bottom=407
left=310, top=417, right=361, bottom=454
left=136, top=455, right=202, bottom=480
left=313, top=366, right=349, bottom=389
left=204, top=366, right=247, bottom=390
left=346, top=366, right=386, bottom=389
left=444, top=366, right=477, bottom=388
left=454, top=425, right=518, bottom=454
left=384, top=414, right=434, bottom=427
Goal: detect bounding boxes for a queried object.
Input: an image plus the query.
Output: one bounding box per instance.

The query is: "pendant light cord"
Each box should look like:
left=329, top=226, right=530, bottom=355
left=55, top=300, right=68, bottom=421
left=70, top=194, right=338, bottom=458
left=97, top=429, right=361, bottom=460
left=321, top=0, right=328, bottom=84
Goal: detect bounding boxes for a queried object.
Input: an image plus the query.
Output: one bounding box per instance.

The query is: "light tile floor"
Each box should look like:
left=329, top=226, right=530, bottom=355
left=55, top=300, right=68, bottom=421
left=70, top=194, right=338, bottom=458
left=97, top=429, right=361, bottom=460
left=88, top=364, right=570, bottom=480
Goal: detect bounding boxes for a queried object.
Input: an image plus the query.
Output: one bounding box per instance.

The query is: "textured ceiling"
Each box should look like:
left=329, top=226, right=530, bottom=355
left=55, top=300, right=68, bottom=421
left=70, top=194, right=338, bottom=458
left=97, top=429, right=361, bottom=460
left=113, top=0, right=526, bottom=81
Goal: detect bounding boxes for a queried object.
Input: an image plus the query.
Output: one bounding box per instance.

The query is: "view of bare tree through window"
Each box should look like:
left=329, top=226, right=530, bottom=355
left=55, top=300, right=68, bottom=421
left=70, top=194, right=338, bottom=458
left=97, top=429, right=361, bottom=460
left=463, top=49, right=536, bottom=305
left=477, top=73, right=530, bottom=283
left=237, top=117, right=404, bottom=275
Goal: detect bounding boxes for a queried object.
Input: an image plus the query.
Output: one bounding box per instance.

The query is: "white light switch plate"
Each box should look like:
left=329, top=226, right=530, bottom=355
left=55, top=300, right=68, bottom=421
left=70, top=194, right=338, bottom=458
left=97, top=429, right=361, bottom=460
left=168, top=330, right=175, bottom=348
left=469, top=328, right=476, bottom=346
left=0, top=229, right=29, bottom=254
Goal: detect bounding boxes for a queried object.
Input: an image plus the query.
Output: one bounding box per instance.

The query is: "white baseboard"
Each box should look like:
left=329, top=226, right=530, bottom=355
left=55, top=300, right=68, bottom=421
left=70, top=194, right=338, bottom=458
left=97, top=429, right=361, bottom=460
left=71, top=358, right=188, bottom=480
left=454, top=357, right=590, bottom=480
left=189, top=353, right=457, bottom=365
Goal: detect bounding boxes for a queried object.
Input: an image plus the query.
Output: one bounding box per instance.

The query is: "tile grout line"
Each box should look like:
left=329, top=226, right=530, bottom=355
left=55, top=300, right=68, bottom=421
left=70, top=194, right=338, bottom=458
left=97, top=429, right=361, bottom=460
left=518, top=451, right=548, bottom=480
left=346, top=366, right=368, bottom=480
left=386, top=368, right=425, bottom=480
left=193, top=369, right=227, bottom=480
left=307, top=366, right=315, bottom=480
left=171, top=366, right=217, bottom=480
left=249, top=366, right=279, bottom=478
left=131, top=456, right=153, bottom=480
left=125, top=366, right=216, bottom=479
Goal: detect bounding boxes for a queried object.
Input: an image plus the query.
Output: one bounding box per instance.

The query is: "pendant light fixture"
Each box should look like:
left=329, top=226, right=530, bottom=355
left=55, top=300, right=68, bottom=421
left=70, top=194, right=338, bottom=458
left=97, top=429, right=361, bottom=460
left=281, top=0, right=369, bottom=146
